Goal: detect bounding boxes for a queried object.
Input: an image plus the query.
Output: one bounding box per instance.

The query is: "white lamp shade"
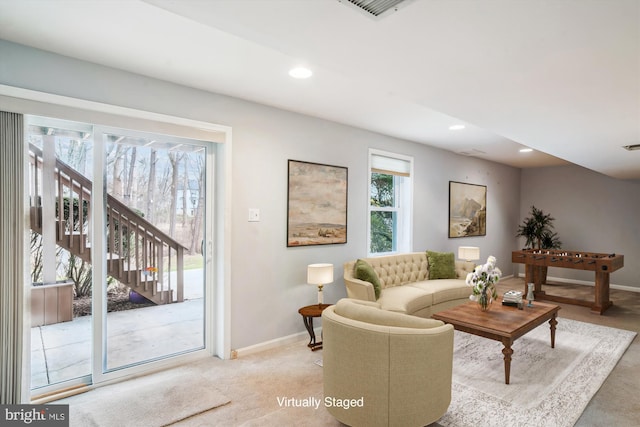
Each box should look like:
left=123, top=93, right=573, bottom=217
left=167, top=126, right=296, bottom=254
left=458, top=246, right=480, bottom=261
left=307, top=263, right=334, bottom=285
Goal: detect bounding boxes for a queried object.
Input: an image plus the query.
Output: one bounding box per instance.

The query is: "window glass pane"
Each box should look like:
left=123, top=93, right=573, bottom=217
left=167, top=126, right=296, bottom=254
left=28, top=119, right=94, bottom=390
left=368, top=150, right=412, bottom=256
left=370, top=211, right=396, bottom=253
left=370, top=172, right=394, bottom=207
left=103, top=130, right=206, bottom=371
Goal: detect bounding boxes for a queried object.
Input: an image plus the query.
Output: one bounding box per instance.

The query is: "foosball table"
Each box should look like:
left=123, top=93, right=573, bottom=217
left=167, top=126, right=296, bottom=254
left=512, top=249, right=624, bottom=314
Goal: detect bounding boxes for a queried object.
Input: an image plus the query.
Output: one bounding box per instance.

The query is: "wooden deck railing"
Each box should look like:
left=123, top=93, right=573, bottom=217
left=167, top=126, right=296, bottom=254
left=29, top=143, right=184, bottom=304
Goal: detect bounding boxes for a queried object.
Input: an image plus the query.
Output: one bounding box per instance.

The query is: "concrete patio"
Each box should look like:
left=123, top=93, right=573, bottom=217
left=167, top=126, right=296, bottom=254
left=31, top=269, right=205, bottom=390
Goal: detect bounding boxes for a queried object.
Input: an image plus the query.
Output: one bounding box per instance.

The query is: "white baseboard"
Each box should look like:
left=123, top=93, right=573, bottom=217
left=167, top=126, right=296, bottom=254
left=516, top=273, right=640, bottom=293
left=237, top=273, right=640, bottom=358
left=233, top=327, right=321, bottom=359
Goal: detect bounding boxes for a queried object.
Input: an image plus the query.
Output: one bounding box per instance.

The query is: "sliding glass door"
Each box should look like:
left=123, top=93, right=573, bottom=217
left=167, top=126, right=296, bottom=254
left=28, top=118, right=94, bottom=389
left=27, top=116, right=209, bottom=394
left=101, top=127, right=206, bottom=371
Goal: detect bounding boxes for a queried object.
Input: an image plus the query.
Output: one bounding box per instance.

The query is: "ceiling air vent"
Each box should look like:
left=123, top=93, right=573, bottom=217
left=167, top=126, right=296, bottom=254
left=340, top=0, right=414, bottom=19
left=623, top=144, right=640, bottom=151
left=458, top=149, right=486, bottom=156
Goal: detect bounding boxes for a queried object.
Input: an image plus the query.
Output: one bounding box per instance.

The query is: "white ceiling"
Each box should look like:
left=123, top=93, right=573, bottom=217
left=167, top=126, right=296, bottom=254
left=1, top=0, right=639, bottom=178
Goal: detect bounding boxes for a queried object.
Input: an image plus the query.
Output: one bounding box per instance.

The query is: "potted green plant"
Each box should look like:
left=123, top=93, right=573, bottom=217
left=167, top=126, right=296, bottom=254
left=516, top=206, right=562, bottom=284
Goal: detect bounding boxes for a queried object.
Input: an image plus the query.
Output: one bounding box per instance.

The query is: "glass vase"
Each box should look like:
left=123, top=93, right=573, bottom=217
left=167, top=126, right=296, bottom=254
left=477, top=289, right=493, bottom=312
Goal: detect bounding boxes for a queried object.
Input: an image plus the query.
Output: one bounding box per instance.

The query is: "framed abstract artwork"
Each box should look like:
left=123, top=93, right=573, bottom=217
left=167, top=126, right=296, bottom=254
left=448, top=181, right=487, bottom=238
left=287, top=160, right=348, bottom=247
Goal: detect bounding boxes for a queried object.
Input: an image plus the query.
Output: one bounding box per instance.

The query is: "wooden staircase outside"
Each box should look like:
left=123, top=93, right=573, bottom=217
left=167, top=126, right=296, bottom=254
left=29, top=143, right=184, bottom=305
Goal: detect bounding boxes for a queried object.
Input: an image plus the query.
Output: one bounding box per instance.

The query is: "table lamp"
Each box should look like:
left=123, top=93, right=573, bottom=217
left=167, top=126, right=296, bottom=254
left=458, top=246, right=480, bottom=262
left=307, top=263, right=334, bottom=306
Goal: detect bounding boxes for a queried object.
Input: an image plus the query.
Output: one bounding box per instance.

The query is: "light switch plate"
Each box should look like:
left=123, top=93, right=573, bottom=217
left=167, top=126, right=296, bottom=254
left=248, top=208, right=260, bottom=222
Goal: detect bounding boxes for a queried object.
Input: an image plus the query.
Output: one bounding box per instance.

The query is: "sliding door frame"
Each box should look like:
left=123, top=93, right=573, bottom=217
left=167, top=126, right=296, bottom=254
left=0, top=84, right=232, bottom=402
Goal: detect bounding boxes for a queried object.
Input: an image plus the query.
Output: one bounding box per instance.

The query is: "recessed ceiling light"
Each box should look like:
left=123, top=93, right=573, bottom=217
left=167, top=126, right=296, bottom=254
left=288, top=67, right=313, bottom=79
left=519, top=148, right=534, bottom=153
left=449, top=124, right=466, bottom=131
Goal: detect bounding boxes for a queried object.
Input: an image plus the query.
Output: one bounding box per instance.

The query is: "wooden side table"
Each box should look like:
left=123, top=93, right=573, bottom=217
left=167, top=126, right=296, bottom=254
left=298, top=303, right=332, bottom=351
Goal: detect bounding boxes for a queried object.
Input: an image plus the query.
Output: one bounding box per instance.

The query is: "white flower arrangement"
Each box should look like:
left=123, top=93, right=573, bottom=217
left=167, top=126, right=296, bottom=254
left=466, top=255, right=502, bottom=304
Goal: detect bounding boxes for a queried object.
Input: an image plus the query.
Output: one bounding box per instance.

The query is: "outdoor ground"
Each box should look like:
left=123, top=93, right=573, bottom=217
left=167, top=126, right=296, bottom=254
left=72, top=254, right=202, bottom=317
left=73, top=287, right=154, bottom=317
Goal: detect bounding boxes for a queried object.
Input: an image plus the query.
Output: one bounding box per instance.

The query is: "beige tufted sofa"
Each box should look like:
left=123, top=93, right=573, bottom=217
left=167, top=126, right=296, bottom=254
left=344, top=252, right=474, bottom=318
left=322, top=298, right=454, bottom=427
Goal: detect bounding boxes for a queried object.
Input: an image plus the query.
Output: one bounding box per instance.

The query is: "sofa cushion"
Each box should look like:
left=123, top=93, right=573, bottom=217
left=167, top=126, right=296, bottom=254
left=408, top=280, right=473, bottom=305
left=455, top=260, right=476, bottom=279
left=370, top=253, right=428, bottom=287
left=335, top=299, right=444, bottom=329
left=426, top=250, right=456, bottom=279
left=355, top=259, right=382, bottom=299
left=376, top=286, right=433, bottom=315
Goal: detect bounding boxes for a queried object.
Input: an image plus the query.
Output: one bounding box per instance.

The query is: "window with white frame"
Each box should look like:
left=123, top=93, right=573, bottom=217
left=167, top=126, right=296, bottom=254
left=368, top=150, right=413, bottom=255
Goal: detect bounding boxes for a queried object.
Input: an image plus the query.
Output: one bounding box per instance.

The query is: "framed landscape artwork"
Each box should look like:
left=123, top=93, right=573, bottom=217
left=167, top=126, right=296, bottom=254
left=287, top=160, right=348, bottom=247
left=449, top=181, right=487, bottom=238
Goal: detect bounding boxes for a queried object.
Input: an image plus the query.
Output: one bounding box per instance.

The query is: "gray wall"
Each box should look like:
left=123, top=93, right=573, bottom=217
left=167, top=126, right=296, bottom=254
left=519, top=165, right=640, bottom=289
left=2, top=40, right=521, bottom=350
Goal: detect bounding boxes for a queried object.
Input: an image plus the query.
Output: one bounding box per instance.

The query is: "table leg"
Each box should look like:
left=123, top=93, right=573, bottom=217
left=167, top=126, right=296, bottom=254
left=549, top=315, right=557, bottom=348
left=593, top=271, right=613, bottom=314
left=302, top=315, right=323, bottom=350
left=501, top=338, right=514, bottom=385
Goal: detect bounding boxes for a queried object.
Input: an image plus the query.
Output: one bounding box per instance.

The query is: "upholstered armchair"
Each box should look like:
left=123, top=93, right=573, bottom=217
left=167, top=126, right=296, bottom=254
left=322, top=298, right=454, bottom=427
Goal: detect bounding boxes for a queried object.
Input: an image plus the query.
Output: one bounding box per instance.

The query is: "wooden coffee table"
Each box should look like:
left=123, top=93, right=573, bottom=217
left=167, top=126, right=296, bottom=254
left=432, top=299, right=560, bottom=384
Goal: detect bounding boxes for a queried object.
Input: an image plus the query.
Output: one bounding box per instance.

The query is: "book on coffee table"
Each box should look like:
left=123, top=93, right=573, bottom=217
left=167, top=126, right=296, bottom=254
left=503, top=290, right=523, bottom=306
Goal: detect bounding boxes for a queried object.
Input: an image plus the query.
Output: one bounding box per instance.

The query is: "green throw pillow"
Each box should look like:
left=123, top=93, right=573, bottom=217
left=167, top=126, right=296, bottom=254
left=354, top=259, right=382, bottom=300
left=427, top=250, right=456, bottom=279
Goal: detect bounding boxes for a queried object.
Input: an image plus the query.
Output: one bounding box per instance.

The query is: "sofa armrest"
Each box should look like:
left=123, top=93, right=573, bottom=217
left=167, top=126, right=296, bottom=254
left=344, top=277, right=377, bottom=301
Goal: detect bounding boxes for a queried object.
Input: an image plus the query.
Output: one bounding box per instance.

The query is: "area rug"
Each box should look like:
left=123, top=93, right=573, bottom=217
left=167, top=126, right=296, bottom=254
left=59, top=363, right=231, bottom=427
left=439, top=318, right=636, bottom=427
